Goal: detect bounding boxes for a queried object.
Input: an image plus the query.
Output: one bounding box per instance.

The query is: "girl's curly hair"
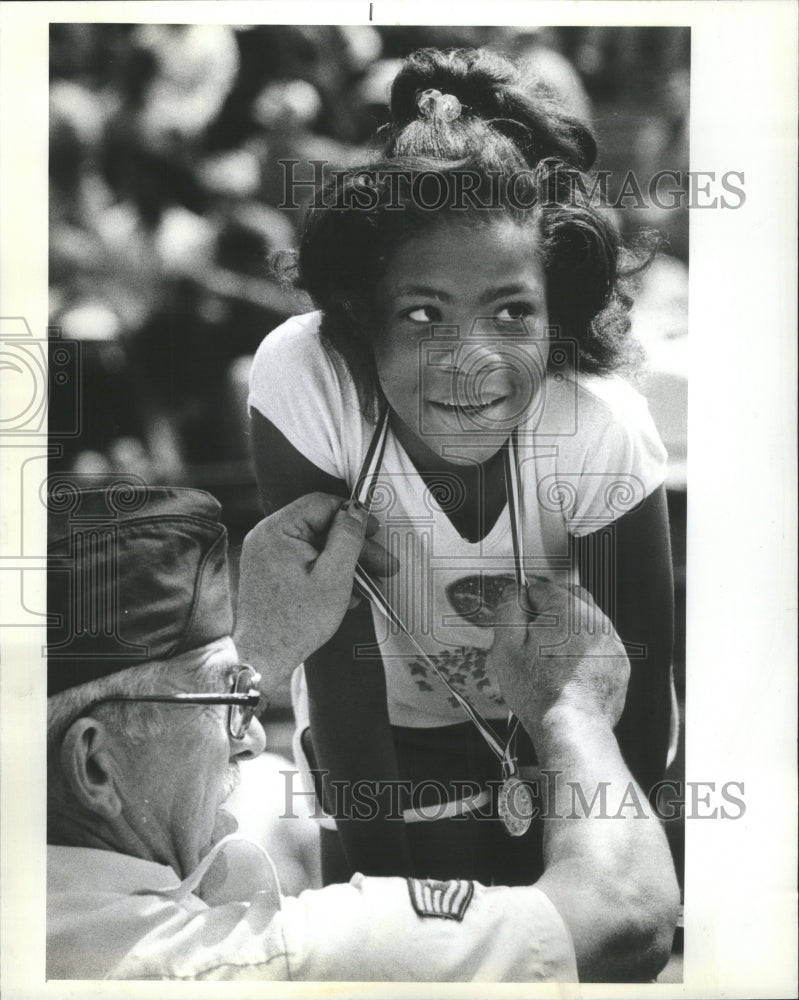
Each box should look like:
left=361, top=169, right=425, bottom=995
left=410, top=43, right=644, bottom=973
left=279, top=48, right=651, bottom=419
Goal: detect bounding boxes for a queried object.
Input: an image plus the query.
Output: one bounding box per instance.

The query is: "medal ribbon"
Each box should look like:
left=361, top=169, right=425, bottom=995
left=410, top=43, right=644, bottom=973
left=350, top=410, right=528, bottom=776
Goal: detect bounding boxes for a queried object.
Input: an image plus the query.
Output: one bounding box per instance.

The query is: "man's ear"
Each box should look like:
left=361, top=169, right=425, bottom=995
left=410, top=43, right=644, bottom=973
left=59, top=718, right=123, bottom=820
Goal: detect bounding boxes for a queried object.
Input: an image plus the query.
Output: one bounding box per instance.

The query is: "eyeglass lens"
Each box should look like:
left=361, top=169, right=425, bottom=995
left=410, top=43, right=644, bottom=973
left=228, top=668, right=257, bottom=739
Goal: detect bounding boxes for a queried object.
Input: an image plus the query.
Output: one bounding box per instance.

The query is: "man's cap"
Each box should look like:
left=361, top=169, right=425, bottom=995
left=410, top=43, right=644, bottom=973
left=47, top=485, right=233, bottom=696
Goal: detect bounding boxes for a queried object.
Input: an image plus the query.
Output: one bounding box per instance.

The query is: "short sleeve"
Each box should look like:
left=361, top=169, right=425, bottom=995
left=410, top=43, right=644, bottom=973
left=536, top=375, right=668, bottom=538
left=276, top=875, right=578, bottom=982
left=247, top=311, right=365, bottom=481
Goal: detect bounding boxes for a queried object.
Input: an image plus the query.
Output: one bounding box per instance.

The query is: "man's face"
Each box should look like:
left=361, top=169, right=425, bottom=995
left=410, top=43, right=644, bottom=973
left=113, top=637, right=266, bottom=879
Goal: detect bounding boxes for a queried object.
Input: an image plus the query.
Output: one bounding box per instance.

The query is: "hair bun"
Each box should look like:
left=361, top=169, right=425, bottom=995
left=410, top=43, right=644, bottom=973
left=416, top=88, right=463, bottom=121
left=387, top=46, right=596, bottom=171
left=390, top=48, right=515, bottom=125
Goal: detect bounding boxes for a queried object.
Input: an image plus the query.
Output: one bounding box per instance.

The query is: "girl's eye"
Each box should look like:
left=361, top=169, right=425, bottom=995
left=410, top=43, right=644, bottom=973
left=404, top=305, right=442, bottom=324
left=494, top=303, right=535, bottom=324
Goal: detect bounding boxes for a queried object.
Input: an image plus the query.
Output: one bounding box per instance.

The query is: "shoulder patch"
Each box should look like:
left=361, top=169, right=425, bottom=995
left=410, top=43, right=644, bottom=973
left=406, top=877, right=474, bottom=922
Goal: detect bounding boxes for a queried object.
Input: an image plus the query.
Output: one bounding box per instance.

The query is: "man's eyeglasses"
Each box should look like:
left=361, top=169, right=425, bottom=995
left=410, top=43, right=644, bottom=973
left=79, top=665, right=263, bottom=741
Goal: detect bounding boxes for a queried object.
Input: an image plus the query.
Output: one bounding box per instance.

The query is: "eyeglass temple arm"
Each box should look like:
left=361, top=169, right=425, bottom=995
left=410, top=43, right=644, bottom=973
left=86, top=693, right=261, bottom=709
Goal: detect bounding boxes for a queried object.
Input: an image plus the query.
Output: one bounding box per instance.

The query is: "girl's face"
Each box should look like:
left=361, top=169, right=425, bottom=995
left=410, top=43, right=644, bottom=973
left=373, top=216, right=550, bottom=467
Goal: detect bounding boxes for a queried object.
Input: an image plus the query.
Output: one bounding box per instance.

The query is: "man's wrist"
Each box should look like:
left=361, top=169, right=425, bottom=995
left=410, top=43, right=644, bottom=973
left=531, top=704, right=617, bottom=763
left=233, top=628, right=299, bottom=699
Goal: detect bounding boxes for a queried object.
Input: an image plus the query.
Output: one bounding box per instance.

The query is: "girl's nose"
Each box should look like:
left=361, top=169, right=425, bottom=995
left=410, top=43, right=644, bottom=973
left=460, top=314, right=498, bottom=342
left=452, top=338, right=547, bottom=407
left=453, top=337, right=522, bottom=382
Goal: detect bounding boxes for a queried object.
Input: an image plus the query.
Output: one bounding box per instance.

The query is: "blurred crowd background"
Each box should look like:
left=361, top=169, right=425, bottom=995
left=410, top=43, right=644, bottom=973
left=48, top=22, right=688, bottom=914
left=49, top=23, right=688, bottom=491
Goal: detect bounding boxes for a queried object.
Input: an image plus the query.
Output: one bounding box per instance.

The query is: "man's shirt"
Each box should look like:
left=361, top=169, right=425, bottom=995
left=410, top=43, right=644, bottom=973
left=47, top=839, right=577, bottom=981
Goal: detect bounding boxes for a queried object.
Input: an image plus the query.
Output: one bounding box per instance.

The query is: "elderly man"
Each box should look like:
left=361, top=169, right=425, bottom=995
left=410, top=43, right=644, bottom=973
left=47, top=486, right=678, bottom=982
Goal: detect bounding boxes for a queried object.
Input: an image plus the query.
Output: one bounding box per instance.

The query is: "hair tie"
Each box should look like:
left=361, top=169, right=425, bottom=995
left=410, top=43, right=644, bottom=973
left=416, top=88, right=462, bottom=122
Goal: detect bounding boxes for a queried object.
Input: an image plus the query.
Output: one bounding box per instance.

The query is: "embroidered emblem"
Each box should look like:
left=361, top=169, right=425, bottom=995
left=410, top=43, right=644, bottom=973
left=407, top=877, right=474, bottom=921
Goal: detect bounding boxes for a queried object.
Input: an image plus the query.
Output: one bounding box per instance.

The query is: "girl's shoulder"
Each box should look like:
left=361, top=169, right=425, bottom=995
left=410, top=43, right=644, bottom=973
left=247, top=311, right=366, bottom=481
left=251, top=310, right=326, bottom=370
left=249, top=309, right=357, bottom=406
left=572, top=370, right=652, bottom=420
left=529, top=372, right=667, bottom=525
left=538, top=370, right=657, bottom=439
left=535, top=369, right=666, bottom=472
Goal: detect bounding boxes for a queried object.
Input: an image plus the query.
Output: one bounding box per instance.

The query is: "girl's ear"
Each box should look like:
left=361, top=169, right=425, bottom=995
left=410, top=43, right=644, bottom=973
left=59, top=718, right=123, bottom=820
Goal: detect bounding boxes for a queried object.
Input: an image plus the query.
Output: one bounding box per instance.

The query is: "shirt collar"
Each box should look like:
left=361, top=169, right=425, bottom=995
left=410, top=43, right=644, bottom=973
left=47, top=844, right=181, bottom=896
left=47, top=834, right=275, bottom=904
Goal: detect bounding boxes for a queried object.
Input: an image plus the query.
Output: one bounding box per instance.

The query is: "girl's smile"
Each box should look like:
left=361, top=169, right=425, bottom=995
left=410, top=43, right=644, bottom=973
left=373, top=216, right=550, bottom=468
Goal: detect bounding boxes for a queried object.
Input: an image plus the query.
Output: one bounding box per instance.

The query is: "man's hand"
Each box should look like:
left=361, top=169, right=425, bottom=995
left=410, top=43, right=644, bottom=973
left=494, top=579, right=679, bottom=983
left=489, top=578, right=631, bottom=738
left=233, top=493, right=397, bottom=690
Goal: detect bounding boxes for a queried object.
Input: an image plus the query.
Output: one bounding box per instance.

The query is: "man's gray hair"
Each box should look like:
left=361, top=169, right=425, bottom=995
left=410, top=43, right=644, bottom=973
left=47, top=646, right=226, bottom=830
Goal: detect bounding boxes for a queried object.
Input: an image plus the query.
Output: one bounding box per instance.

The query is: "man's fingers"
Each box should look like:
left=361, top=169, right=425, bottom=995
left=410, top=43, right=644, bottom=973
left=359, top=537, right=399, bottom=578
left=493, top=583, right=530, bottom=627
left=494, top=577, right=564, bottom=625
left=363, top=512, right=381, bottom=538
left=311, top=502, right=371, bottom=584
left=528, top=577, right=611, bottom=632
left=278, top=492, right=381, bottom=546
left=523, top=576, right=572, bottom=617
left=491, top=583, right=531, bottom=657
left=277, top=492, right=350, bottom=540
left=492, top=577, right=572, bottom=650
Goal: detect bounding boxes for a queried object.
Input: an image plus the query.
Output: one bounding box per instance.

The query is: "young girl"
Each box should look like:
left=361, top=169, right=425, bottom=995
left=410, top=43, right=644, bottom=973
left=248, top=48, right=676, bottom=885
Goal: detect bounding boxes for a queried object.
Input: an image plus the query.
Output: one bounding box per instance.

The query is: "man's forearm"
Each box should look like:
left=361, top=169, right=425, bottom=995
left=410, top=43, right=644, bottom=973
left=531, top=706, right=679, bottom=982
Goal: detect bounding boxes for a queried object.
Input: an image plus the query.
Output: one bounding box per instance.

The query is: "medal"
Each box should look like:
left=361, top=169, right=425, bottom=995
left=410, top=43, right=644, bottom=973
left=498, top=774, right=534, bottom=838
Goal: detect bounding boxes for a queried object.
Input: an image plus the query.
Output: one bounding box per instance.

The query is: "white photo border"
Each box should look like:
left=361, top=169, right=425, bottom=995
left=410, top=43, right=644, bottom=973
left=1, top=2, right=796, bottom=998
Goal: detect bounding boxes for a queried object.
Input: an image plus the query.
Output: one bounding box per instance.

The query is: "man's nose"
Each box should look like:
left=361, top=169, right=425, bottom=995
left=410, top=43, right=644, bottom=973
left=230, top=716, right=267, bottom=761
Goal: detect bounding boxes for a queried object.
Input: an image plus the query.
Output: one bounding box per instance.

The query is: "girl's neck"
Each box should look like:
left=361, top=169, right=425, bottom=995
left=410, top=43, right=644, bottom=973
left=387, top=408, right=503, bottom=477
left=387, top=409, right=508, bottom=543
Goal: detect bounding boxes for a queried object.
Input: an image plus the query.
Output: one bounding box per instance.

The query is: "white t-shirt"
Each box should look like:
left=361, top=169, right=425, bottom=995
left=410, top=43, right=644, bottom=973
left=249, top=312, right=667, bottom=728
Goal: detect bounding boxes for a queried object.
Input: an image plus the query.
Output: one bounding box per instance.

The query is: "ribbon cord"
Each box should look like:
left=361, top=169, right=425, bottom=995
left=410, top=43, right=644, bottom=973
left=352, top=411, right=528, bottom=778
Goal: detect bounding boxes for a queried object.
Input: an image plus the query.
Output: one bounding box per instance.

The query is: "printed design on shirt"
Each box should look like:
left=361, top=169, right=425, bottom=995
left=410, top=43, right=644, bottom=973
left=407, top=646, right=506, bottom=709
left=445, top=574, right=517, bottom=628
left=407, top=877, right=475, bottom=921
